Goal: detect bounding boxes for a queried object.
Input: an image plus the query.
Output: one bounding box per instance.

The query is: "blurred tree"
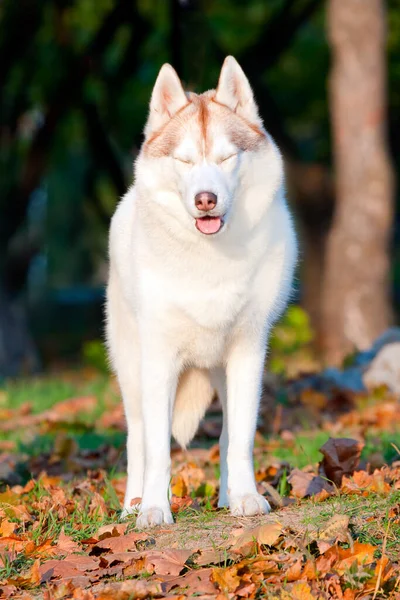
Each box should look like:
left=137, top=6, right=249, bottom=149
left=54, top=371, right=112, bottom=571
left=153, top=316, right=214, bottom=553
left=321, top=0, right=394, bottom=364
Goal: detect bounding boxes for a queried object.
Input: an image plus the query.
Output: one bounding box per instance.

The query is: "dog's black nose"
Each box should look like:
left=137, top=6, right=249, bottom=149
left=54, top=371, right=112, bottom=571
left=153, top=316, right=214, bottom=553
left=195, top=192, right=217, bottom=212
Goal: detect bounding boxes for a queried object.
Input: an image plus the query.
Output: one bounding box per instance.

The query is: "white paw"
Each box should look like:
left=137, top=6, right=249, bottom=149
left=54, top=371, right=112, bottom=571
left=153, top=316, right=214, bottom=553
left=229, top=493, right=271, bottom=517
left=136, top=506, right=174, bottom=529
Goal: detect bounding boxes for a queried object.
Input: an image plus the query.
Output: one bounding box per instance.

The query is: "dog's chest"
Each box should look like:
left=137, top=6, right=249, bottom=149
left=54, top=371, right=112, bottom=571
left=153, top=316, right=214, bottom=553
left=147, top=267, right=251, bottom=367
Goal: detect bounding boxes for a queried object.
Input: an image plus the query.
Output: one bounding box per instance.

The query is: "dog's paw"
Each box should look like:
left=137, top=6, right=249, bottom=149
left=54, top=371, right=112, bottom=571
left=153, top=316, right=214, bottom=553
left=229, top=493, right=271, bottom=517
left=136, top=506, right=174, bottom=529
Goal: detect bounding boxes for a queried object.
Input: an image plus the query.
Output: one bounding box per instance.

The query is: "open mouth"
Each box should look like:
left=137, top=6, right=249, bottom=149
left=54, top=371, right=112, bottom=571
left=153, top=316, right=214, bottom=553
left=195, top=216, right=224, bottom=235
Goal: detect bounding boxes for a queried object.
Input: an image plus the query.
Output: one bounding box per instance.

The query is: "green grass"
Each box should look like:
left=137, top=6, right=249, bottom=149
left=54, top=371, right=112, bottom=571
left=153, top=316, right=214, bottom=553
left=2, top=374, right=113, bottom=414
left=300, top=489, right=400, bottom=560
left=263, top=430, right=400, bottom=470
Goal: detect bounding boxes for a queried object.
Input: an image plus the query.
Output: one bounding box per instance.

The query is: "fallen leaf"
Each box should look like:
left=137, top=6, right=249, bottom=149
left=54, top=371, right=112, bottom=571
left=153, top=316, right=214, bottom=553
left=317, top=514, right=349, bottom=542
left=290, top=581, right=316, bottom=600
left=231, top=522, right=283, bottom=555
left=55, top=529, right=82, bottom=554
left=170, top=495, right=194, bottom=513
left=39, top=555, right=100, bottom=582
left=144, top=549, right=192, bottom=575
left=211, top=565, right=241, bottom=593
left=325, top=541, right=376, bottom=574
left=91, top=579, right=162, bottom=599
left=341, top=469, right=391, bottom=495
left=288, top=469, right=333, bottom=498
left=91, top=532, right=149, bottom=554
left=0, top=520, right=17, bottom=537
left=171, top=474, right=188, bottom=498
left=161, top=567, right=216, bottom=594
left=193, top=547, right=226, bottom=566
left=96, top=523, right=128, bottom=540
left=319, top=438, right=364, bottom=486
left=9, top=559, right=41, bottom=588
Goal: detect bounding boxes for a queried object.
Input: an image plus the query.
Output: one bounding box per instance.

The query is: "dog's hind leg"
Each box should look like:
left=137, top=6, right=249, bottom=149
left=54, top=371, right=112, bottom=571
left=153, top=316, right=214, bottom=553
left=106, top=275, right=144, bottom=516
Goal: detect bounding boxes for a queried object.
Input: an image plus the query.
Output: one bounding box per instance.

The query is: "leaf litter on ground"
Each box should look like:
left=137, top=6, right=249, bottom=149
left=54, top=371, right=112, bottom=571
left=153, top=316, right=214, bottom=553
left=1, top=371, right=400, bottom=598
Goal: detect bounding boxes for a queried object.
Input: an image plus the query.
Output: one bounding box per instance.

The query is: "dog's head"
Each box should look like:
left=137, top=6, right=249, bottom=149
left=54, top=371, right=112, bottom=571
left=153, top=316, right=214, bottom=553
left=136, top=56, right=282, bottom=236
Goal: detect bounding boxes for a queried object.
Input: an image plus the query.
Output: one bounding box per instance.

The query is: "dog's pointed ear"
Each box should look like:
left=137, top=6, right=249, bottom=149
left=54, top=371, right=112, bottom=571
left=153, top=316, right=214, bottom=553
left=145, top=64, right=188, bottom=137
left=215, top=56, right=261, bottom=125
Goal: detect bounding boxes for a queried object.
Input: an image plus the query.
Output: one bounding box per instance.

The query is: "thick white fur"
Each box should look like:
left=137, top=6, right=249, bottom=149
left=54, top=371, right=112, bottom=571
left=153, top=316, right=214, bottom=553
left=106, top=56, right=297, bottom=528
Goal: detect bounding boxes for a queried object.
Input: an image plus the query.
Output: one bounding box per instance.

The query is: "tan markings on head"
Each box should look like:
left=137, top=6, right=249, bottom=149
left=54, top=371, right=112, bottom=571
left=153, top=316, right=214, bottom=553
left=144, top=90, right=266, bottom=159
left=144, top=101, right=195, bottom=158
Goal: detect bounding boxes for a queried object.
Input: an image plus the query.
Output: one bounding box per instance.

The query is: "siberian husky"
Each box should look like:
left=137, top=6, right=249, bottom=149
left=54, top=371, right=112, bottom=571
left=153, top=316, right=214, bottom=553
left=106, top=56, right=297, bottom=528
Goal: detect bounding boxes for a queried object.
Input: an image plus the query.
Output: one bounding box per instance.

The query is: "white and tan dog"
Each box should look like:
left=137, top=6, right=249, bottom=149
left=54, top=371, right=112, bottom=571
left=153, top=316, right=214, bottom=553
left=106, top=56, right=297, bottom=528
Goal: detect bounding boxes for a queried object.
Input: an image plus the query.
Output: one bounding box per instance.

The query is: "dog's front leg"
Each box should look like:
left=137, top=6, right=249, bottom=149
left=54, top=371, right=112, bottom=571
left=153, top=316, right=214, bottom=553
left=136, top=338, right=176, bottom=529
left=225, top=336, right=271, bottom=517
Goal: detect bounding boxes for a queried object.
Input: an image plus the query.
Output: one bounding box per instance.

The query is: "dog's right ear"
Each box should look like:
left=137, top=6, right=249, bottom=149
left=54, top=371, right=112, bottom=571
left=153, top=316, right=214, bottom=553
left=144, top=64, right=188, bottom=138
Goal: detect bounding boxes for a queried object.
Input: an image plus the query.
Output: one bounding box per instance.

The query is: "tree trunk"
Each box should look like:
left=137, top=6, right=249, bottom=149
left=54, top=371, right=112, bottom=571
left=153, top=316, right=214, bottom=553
left=321, top=0, right=394, bottom=365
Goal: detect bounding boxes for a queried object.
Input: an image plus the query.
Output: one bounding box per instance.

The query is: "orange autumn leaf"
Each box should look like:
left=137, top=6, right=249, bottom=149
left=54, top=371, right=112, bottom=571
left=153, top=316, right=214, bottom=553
left=170, top=474, right=188, bottom=498
left=0, top=520, right=17, bottom=537
left=211, top=565, right=241, bottom=593
left=9, top=559, right=41, bottom=588
left=341, top=469, right=391, bottom=495
left=290, top=582, right=317, bottom=600
left=334, top=542, right=376, bottom=574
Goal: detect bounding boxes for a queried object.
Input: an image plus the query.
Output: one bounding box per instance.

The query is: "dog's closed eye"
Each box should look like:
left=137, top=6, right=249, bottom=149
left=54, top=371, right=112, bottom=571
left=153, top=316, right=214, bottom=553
left=173, top=156, right=194, bottom=165
left=219, top=153, right=238, bottom=164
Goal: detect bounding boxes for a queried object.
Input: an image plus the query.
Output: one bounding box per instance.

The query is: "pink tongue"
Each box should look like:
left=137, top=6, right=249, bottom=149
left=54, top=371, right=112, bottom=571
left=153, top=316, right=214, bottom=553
left=195, top=216, right=222, bottom=235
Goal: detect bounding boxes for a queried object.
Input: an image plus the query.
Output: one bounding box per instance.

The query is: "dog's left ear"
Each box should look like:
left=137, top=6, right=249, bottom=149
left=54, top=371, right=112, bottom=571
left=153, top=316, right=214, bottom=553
left=145, top=63, right=188, bottom=137
left=215, top=56, right=261, bottom=126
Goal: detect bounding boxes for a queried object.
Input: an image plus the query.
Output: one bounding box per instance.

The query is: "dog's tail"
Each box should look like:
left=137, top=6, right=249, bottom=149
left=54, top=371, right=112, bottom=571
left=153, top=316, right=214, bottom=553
left=172, top=368, right=214, bottom=448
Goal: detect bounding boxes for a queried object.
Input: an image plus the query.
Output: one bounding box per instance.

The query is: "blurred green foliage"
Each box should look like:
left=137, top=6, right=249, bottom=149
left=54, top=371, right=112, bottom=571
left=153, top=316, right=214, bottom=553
left=269, top=306, right=315, bottom=375
left=1, top=0, right=399, bottom=365
left=82, top=339, right=109, bottom=373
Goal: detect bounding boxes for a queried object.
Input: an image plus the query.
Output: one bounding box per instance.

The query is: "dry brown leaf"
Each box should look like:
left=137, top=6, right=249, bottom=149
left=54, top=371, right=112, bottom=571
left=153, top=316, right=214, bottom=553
left=55, top=529, right=82, bottom=554
left=91, top=532, right=148, bottom=554
left=230, top=522, right=283, bottom=555
left=96, top=523, right=128, bottom=540
left=285, top=558, right=303, bottom=582
left=0, top=584, right=17, bottom=598
left=25, top=538, right=58, bottom=558
left=290, top=581, right=317, bottom=600
left=288, top=469, right=333, bottom=498
left=178, top=462, right=205, bottom=491
left=236, top=581, right=257, bottom=597
left=144, top=549, right=192, bottom=576
left=9, top=559, right=41, bottom=588
left=170, top=474, right=188, bottom=498
left=324, top=541, right=376, bottom=575
left=319, top=437, right=364, bottom=486
left=170, top=495, right=194, bottom=513
left=341, top=469, right=391, bottom=495
left=39, top=555, right=100, bottom=582
left=211, top=565, right=241, bottom=593
left=193, top=547, right=226, bottom=566
left=92, top=579, right=162, bottom=599
left=0, top=520, right=17, bottom=537
left=88, top=492, right=108, bottom=518
left=317, top=514, right=349, bottom=542
left=161, top=567, right=216, bottom=594
left=0, top=535, right=27, bottom=555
